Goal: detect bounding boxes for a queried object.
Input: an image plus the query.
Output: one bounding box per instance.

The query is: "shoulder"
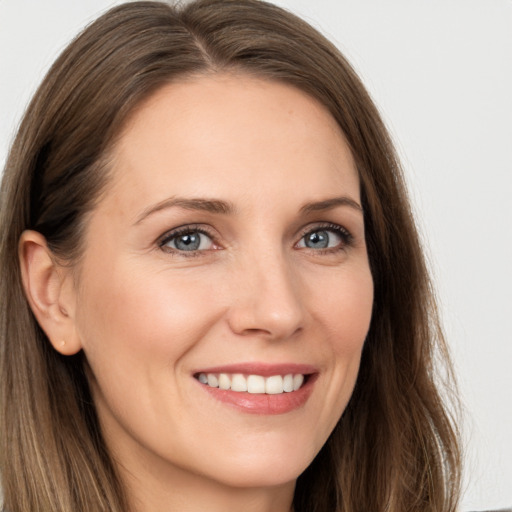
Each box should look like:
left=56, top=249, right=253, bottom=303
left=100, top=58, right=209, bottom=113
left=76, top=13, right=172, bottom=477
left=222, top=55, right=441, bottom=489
left=467, top=509, right=512, bottom=512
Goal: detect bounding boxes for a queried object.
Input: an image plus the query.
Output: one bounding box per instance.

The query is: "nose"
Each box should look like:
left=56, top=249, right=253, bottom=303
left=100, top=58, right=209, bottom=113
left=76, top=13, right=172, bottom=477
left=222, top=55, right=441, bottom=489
left=226, top=252, right=305, bottom=341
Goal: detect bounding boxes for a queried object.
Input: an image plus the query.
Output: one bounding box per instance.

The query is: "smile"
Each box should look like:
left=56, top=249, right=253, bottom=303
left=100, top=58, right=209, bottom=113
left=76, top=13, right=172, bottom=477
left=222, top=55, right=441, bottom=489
left=193, top=364, right=317, bottom=414
left=196, top=372, right=305, bottom=394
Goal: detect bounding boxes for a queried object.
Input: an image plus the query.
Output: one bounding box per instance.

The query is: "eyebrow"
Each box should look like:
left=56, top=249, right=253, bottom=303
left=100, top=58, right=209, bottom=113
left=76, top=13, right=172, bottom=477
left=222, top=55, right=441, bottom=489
left=134, top=194, right=362, bottom=225
left=134, top=197, right=236, bottom=225
left=299, top=196, right=363, bottom=215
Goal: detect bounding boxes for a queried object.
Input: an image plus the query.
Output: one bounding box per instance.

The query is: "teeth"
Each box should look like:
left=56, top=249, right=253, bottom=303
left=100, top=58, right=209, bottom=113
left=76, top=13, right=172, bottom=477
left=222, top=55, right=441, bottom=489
left=247, top=375, right=265, bottom=394
left=283, top=374, right=294, bottom=392
left=231, top=374, right=248, bottom=392
left=197, top=372, right=306, bottom=394
left=265, top=375, right=283, bottom=394
left=207, top=374, right=218, bottom=388
left=218, top=373, right=231, bottom=390
left=293, top=374, right=304, bottom=390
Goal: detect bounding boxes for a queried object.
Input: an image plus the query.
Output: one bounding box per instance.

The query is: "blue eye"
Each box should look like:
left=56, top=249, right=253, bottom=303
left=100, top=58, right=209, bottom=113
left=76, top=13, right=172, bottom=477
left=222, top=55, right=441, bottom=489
left=297, top=225, right=350, bottom=250
left=304, top=230, right=337, bottom=249
left=160, top=229, right=214, bottom=252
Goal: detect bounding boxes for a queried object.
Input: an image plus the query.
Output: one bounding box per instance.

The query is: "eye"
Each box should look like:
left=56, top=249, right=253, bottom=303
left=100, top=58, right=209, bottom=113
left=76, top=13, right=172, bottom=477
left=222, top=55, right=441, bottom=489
left=296, top=224, right=352, bottom=251
left=159, top=227, right=215, bottom=253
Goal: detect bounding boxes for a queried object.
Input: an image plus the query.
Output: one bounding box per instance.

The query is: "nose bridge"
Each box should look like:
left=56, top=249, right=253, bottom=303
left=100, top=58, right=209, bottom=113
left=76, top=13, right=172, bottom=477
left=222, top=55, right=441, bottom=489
left=228, top=245, right=304, bottom=339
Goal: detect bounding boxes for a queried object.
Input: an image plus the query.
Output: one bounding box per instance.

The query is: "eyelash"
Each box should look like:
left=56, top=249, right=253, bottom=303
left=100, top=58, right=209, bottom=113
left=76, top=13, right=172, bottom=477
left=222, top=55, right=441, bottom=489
left=158, top=224, right=216, bottom=257
left=297, top=223, right=354, bottom=253
left=157, top=222, right=354, bottom=257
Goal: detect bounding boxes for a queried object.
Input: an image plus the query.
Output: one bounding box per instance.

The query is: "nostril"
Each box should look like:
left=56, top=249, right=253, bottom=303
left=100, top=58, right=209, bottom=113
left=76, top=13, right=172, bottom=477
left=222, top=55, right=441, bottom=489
left=226, top=265, right=305, bottom=339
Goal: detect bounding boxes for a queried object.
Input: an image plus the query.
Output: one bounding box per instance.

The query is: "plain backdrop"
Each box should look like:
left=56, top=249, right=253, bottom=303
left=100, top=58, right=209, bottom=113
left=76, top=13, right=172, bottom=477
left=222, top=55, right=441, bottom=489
left=1, top=1, right=511, bottom=510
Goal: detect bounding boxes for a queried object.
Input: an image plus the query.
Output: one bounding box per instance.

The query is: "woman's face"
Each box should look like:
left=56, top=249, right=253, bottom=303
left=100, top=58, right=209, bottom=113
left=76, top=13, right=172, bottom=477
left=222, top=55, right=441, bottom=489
left=69, top=75, right=373, bottom=492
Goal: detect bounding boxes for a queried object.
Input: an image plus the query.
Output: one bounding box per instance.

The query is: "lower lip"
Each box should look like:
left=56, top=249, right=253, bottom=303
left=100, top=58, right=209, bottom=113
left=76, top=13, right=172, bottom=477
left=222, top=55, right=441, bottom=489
left=197, top=375, right=317, bottom=415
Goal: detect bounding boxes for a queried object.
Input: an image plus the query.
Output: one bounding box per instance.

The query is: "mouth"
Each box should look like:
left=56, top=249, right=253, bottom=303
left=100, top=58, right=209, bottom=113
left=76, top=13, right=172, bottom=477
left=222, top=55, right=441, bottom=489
left=195, top=372, right=307, bottom=394
left=193, top=363, right=317, bottom=414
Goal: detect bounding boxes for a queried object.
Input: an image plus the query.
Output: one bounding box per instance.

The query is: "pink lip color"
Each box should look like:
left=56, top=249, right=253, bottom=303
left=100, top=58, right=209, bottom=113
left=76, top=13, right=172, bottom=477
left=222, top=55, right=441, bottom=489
left=193, top=363, right=318, bottom=415
left=194, top=362, right=317, bottom=377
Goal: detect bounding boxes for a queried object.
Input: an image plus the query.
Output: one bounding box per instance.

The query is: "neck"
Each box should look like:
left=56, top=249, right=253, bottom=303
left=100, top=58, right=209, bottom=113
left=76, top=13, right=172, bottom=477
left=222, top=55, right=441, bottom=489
left=118, top=452, right=296, bottom=512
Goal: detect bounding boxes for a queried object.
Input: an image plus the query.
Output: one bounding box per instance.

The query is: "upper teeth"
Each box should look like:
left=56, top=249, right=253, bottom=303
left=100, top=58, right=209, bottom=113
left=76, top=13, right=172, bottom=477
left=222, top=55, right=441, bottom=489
left=197, top=373, right=305, bottom=394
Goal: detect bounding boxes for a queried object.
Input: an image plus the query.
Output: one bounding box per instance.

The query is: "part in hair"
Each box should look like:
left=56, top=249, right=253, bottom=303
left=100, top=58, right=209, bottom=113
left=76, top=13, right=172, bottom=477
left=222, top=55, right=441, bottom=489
left=0, top=1, right=461, bottom=511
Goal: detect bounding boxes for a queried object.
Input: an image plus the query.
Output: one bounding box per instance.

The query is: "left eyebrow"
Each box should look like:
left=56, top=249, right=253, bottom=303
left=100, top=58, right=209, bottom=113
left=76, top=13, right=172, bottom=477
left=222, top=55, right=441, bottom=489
left=299, top=196, right=363, bottom=215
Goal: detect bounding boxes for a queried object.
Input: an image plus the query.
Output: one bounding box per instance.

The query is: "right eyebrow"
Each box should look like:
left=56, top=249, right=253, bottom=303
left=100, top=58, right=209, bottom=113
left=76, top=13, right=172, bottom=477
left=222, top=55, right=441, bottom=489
left=133, top=197, right=236, bottom=225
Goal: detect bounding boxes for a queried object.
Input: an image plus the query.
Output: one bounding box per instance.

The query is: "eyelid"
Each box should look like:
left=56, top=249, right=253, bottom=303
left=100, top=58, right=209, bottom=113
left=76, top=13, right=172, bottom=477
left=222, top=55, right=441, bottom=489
left=157, top=224, right=220, bottom=255
left=295, top=222, right=354, bottom=250
left=155, top=221, right=354, bottom=257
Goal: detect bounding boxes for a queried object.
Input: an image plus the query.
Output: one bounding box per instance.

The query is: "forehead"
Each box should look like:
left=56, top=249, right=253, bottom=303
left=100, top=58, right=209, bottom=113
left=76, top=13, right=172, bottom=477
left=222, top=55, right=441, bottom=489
left=105, top=73, right=359, bottom=217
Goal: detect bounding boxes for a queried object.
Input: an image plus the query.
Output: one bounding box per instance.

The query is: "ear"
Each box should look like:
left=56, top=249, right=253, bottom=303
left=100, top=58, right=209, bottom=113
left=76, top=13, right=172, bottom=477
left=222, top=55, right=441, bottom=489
left=19, top=230, right=82, bottom=356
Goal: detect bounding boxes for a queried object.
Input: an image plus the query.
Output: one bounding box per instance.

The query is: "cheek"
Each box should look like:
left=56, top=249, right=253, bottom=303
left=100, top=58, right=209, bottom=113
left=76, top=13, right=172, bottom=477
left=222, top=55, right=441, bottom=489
left=75, top=261, right=221, bottom=372
left=314, top=265, right=374, bottom=356
left=297, top=264, right=373, bottom=451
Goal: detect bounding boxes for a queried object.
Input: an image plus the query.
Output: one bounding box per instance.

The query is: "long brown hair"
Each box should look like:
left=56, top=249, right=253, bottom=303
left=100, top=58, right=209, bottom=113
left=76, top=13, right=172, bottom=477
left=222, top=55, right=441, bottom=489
left=0, top=1, right=461, bottom=510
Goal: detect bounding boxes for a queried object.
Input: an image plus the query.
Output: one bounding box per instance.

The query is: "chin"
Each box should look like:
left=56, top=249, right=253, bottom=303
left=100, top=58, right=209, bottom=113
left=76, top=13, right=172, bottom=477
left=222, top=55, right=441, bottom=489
left=210, top=460, right=307, bottom=489
left=197, top=437, right=318, bottom=489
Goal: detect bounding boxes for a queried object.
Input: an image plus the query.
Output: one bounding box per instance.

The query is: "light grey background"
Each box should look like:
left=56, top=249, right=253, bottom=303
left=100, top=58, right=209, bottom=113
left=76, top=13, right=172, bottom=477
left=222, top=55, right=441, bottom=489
left=1, top=1, right=511, bottom=510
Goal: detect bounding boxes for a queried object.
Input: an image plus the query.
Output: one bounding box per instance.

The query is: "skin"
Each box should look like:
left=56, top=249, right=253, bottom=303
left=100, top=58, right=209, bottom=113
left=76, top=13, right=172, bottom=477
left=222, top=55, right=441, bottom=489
left=21, top=74, right=374, bottom=512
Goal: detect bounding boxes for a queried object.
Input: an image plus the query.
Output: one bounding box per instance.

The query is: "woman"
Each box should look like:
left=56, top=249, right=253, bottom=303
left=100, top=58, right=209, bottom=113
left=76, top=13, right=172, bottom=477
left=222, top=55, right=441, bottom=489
left=0, top=1, right=461, bottom=511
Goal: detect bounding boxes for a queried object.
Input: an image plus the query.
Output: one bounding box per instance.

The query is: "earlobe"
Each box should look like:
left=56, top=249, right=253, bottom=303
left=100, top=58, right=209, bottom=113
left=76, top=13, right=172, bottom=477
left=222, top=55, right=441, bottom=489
left=19, top=230, right=82, bottom=356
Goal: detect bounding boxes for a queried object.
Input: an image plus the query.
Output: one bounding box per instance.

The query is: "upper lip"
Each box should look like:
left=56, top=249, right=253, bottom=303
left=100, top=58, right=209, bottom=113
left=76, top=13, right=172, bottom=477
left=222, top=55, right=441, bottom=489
left=193, top=362, right=317, bottom=377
